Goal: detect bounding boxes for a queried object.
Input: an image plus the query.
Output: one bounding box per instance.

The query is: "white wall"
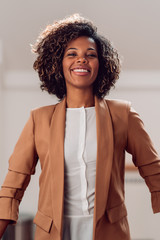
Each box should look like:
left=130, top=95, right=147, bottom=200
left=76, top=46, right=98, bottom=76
left=0, top=70, right=160, bottom=239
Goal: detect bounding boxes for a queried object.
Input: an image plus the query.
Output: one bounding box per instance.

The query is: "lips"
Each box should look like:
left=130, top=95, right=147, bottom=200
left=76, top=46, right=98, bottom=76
left=71, top=66, right=91, bottom=73
left=72, top=68, right=90, bottom=73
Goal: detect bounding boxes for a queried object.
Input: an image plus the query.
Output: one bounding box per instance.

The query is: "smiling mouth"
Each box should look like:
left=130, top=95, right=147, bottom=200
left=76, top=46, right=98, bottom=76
left=72, top=68, right=90, bottom=73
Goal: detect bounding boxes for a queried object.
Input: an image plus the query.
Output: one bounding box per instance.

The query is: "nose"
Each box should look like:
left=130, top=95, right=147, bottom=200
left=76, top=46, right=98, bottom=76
left=76, top=57, right=88, bottom=64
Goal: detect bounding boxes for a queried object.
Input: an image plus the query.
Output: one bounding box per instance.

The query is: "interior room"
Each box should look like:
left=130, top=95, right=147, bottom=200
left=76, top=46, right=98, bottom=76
left=0, top=0, right=160, bottom=239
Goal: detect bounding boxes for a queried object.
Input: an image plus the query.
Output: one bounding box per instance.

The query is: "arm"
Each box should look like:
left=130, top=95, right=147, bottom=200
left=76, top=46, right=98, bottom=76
left=0, top=219, right=10, bottom=238
left=126, top=107, right=160, bottom=213
left=0, top=111, right=38, bottom=223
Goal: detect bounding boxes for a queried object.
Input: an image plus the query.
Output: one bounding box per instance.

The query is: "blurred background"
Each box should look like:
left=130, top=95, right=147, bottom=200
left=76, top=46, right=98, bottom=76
left=0, top=0, right=160, bottom=239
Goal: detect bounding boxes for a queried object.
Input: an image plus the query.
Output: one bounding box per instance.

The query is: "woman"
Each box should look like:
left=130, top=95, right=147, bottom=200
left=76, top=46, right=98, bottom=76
left=0, top=14, right=160, bottom=240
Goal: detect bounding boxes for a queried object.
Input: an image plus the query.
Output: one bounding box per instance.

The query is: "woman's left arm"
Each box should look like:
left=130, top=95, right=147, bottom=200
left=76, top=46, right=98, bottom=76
left=126, top=107, right=160, bottom=213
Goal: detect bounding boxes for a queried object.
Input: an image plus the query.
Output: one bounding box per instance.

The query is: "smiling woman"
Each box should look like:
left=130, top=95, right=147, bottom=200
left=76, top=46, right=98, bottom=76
left=0, top=13, right=160, bottom=240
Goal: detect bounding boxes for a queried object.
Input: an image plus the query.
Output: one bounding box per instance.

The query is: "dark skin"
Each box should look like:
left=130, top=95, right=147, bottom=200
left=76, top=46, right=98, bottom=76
left=0, top=219, right=10, bottom=237
left=62, top=36, right=99, bottom=108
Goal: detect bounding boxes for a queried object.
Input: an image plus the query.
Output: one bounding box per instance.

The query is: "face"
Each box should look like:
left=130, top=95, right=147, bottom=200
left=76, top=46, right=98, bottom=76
left=62, top=36, right=99, bottom=92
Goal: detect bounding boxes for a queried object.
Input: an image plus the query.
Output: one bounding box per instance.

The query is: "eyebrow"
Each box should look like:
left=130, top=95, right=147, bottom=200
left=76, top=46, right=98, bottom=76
left=66, top=47, right=96, bottom=51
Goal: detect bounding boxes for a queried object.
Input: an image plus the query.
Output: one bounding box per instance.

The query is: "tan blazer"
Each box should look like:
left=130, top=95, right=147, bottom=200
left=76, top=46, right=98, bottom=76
left=0, top=96, right=160, bottom=240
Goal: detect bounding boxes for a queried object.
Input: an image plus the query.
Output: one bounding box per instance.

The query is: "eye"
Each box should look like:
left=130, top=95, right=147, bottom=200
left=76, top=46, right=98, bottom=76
left=67, top=52, right=77, bottom=57
left=87, top=54, right=97, bottom=57
left=86, top=52, right=98, bottom=58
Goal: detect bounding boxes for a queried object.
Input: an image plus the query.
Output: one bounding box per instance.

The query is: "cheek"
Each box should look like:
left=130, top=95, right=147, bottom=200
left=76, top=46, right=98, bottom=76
left=62, top=61, right=68, bottom=78
left=93, top=61, right=99, bottom=76
left=62, top=59, right=71, bottom=73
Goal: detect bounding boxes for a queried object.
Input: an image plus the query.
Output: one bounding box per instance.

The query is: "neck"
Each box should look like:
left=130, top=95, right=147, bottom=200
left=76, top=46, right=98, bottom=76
left=66, top=88, right=95, bottom=108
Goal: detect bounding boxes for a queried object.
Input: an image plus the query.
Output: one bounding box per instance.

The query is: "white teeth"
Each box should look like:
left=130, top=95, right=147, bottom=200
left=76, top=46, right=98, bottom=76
left=72, top=69, right=89, bottom=72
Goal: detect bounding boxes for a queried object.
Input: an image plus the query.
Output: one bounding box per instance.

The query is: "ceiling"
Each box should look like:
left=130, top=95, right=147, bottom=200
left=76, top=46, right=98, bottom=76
left=0, top=0, right=160, bottom=72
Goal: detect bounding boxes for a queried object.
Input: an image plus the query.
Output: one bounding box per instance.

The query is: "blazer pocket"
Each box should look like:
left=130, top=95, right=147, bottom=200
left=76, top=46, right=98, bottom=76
left=106, top=202, right=127, bottom=223
left=33, top=210, right=53, bottom=233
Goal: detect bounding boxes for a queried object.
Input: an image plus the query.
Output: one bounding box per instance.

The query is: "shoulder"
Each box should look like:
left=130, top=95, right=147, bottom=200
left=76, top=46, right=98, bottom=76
left=105, top=98, right=131, bottom=110
left=30, top=103, right=59, bottom=123
left=103, top=98, right=132, bottom=128
left=32, top=104, right=57, bottom=114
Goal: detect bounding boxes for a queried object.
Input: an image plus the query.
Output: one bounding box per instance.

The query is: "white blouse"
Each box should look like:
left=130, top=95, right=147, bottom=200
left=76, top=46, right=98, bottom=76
left=63, top=106, right=97, bottom=240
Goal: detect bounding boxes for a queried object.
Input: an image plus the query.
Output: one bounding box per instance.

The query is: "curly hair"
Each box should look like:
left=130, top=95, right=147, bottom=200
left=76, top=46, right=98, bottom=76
left=32, top=14, right=121, bottom=100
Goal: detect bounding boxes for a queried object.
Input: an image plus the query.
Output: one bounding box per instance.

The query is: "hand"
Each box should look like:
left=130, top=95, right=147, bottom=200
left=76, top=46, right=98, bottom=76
left=0, top=219, right=10, bottom=238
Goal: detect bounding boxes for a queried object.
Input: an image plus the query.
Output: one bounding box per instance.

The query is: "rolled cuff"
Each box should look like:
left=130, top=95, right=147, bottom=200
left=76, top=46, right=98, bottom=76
left=0, top=187, right=24, bottom=201
left=0, top=197, right=19, bottom=223
left=138, top=161, right=160, bottom=178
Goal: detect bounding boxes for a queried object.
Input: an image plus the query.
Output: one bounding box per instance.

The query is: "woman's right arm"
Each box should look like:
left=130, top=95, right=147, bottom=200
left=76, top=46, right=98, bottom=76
left=0, top=111, right=38, bottom=227
left=0, top=219, right=10, bottom=238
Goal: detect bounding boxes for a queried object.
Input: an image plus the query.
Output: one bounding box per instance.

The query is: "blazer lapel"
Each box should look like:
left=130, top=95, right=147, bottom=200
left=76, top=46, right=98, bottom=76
left=93, top=96, right=114, bottom=233
left=49, top=97, right=66, bottom=236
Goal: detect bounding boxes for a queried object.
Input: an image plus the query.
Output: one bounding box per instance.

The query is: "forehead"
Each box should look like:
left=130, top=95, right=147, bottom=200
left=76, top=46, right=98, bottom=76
left=66, top=36, right=97, bottom=50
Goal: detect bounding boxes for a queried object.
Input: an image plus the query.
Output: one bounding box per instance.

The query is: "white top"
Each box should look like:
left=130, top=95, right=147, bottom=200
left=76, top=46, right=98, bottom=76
left=63, top=106, right=97, bottom=240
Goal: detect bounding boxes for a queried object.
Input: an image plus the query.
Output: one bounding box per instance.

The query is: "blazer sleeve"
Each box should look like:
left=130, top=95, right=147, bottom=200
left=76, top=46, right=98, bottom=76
left=126, top=106, right=160, bottom=213
left=0, top=111, right=38, bottom=223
